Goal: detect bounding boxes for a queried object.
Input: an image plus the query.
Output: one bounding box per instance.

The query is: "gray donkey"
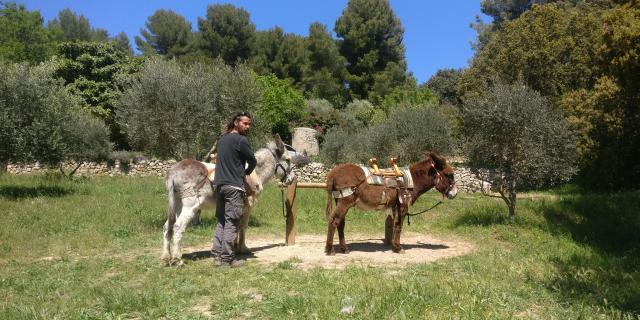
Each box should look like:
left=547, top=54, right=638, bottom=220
left=162, top=135, right=295, bottom=266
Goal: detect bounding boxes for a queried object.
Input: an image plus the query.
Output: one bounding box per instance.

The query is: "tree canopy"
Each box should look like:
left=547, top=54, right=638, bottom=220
left=460, top=83, right=577, bottom=221
left=134, top=9, right=192, bottom=57
left=335, top=0, right=407, bottom=101
left=198, top=4, right=255, bottom=65
left=0, top=63, right=110, bottom=166
left=0, top=2, right=52, bottom=63
left=53, top=41, right=140, bottom=149
left=117, top=57, right=265, bottom=159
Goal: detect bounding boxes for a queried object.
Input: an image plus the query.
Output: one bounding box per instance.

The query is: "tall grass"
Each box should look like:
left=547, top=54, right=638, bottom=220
left=1, top=174, right=638, bottom=319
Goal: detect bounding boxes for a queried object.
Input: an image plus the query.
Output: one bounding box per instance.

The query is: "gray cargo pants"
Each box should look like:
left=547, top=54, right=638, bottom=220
left=211, top=184, right=245, bottom=263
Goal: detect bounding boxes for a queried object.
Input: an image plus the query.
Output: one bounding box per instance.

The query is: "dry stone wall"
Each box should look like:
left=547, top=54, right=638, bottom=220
left=7, top=159, right=177, bottom=177
left=293, top=162, right=489, bottom=193
left=8, top=160, right=490, bottom=193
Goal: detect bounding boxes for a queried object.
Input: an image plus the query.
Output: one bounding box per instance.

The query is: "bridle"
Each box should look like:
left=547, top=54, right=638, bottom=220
left=404, top=163, right=454, bottom=225
left=431, top=163, right=455, bottom=197
left=270, top=149, right=293, bottom=184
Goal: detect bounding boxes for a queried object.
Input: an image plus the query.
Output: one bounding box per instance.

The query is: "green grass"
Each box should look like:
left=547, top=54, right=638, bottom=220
left=1, top=173, right=638, bottom=319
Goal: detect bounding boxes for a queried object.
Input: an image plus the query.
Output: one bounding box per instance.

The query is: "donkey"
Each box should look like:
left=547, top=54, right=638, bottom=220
left=324, top=152, right=457, bottom=255
left=162, top=135, right=295, bottom=266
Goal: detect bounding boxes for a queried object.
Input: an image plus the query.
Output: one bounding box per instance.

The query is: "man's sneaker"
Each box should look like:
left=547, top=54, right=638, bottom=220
left=213, top=258, right=225, bottom=267
left=216, top=259, right=245, bottom=268
left=230, top=259, right=245, bottom=268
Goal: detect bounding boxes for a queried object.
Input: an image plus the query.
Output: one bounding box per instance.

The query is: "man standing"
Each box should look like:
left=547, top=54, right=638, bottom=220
left=212, top=111, right=257, bottom=267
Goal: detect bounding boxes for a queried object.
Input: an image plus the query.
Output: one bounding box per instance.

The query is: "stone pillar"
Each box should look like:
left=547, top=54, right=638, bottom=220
left=292, top=127, right=319, bottom=156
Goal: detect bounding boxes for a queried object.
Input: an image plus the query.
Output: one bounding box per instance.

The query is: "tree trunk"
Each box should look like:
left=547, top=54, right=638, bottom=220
left=508, top=189, right=516, bottom=223
left=507, top=173, right=517, bottom=223
left=0, top=161, right=7, bottom=173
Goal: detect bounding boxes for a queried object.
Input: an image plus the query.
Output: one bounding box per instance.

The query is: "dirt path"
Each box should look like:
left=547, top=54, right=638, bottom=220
left=184, top=233, right=475, bottom=269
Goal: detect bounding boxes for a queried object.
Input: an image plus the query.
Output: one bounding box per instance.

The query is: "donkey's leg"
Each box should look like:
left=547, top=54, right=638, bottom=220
left=191, top=210, right=201, bottom=227
left=337, top=218, right=349, bottom=254
left=384, top=211, right=393, bottom=245
left=161, top=220, right=172, bottom=266
left=391, top=205, right=407, bottom=253
left=326, top=199, right=352, bottom=255
left=170, top=202, right=199, bottom=266
left=236, top=205, right=252, bottom=254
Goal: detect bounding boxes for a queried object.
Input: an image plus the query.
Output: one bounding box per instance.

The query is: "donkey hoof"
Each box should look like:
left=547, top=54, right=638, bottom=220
left=340, top=246, right=350, bottom=254
left=325, top=247, right=336, bottom=256
left=392, top=247, right=405, bottom=254
left=170, top=259, right=184, bottom=267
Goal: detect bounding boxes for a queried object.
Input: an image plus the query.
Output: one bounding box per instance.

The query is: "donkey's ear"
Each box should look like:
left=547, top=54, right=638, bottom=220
left=424, top=152, right=434, bottom=162
left=429, top=152, right=446, bottom=169
left=274, top=134, right=285, bottom=157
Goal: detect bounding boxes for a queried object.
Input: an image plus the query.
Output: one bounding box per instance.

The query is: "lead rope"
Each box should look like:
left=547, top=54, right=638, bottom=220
left=406, top=198, right=443, bottom=226
left=280, top=188, right=287, bottom=218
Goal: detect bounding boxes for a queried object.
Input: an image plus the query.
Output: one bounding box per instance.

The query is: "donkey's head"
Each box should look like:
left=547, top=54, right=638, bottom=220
left=411, top=152, right=457, bottom=200
left=427, top=153, right=457, bottom=199
left=269, top=134, right=295, bottom=185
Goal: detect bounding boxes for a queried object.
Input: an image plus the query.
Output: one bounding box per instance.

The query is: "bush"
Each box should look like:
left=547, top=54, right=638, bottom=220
left=460, top=82, right=577, bottom=221
left=0, top=62, right=111, bottom=166
left=117, top=57, right=266, bottom=159
left=256, top=74, right=307, bottom=142
left=320, top=105, right=456, bottom=166
left=302, top=99, right=341, bottom=134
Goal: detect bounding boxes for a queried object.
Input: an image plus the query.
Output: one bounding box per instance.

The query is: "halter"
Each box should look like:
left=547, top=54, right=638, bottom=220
left=404, top=163, right=454, bottom=226
left=431, top=163, right=455, bottom=196
left=270, top=149, right=292, bottom=183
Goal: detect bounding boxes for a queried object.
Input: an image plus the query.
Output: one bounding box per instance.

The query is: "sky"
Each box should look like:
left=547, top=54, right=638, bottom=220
left=19, top=0, right=488, bottom=84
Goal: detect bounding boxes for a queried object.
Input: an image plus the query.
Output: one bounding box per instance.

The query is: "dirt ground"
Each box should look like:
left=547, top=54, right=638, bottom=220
left=184, top=233, right=475, bottom=269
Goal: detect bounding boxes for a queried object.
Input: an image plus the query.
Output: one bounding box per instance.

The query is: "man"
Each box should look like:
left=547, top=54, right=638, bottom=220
left=211, top=111, right=257, bottom=268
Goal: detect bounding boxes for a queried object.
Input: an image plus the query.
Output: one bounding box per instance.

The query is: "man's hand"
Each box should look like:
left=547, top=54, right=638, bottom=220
left=244, top=175, right=258, bottom=196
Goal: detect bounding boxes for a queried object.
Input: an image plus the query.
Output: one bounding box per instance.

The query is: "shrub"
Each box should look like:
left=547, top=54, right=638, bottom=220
left=320, top=105, right=456, bottom=166
left=460, top=82, right=577, bottom=221
left=0, top=62, right=111, bottom=166
left=303, top=99, right=341, bottom=134
left=117, top=57, right=266, bottom=159
left=256, top=74, right=307, bottom=142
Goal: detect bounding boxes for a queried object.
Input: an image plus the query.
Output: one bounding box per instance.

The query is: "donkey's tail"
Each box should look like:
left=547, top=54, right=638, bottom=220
left=324, top=178, right=334, bottom=222
left=166, top=177, right=177, bottom=239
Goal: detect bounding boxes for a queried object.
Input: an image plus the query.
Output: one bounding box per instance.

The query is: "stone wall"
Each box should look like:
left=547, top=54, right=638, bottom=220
left=7, top=160, right=490, bottom=193
left=293, top=162, right=489, bottom=193
left=7, top=159, right=176, bottom=177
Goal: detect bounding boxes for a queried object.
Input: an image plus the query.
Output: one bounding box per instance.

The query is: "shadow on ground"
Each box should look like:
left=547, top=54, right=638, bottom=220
left=335, top=240, right=449, bottom=253
left=182, top=243, right=282, bottom=262
left=540, top=191, right=640, bottom=316
left=0, top=185, right=73, bottom=200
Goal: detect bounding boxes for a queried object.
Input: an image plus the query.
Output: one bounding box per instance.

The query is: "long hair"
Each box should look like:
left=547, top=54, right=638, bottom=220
left=225, top=111, right=252, bottom=132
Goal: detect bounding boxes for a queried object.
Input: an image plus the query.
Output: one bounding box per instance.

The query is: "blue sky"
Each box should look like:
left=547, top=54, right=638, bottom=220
left=20, top=0, right=487, bottom=84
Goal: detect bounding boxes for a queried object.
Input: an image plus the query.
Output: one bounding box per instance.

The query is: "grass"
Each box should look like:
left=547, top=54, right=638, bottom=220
left=0, top=173, right=639, bottom=319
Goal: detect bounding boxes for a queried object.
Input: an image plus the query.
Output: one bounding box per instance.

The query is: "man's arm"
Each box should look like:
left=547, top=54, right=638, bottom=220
left=238, top=137, right=257, bottom=175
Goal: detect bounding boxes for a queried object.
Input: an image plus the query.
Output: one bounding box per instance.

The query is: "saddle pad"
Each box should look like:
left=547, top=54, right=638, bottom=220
left=360, top=166, right=384, bottom=185
left=360, top=165, right=413, bottom=189
left=201, top=162, right=216, bottom=182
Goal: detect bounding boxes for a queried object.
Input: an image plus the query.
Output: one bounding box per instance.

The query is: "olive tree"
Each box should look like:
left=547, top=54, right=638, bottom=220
left=0, top=62, right=110, bottom=173
left=320, top=104, right=456, bottom=166
left=117, top=57, right=265, bottom=159
left=460, top=83, right=577, bottom=222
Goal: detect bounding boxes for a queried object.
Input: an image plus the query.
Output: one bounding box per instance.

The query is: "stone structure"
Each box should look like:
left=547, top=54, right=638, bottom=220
left=7, top=160, right=176, bottom=177
left=291, top=127, right=319, bottom=156
left=292, top=162, right=489, bottom=193
left=7, top=160, right=490, bottom=193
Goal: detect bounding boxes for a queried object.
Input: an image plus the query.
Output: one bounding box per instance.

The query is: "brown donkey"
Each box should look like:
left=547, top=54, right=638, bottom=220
left=324, top=153, right=457, bottom=255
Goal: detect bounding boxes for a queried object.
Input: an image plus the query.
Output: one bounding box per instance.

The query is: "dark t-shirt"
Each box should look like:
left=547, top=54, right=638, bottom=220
left=212, top=132, right=257, bottom=189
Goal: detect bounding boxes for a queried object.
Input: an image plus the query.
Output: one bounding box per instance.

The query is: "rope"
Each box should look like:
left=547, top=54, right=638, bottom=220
left=281, top=188, right=287, bottom=218
left=406, top=200, right=443, bottom=226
